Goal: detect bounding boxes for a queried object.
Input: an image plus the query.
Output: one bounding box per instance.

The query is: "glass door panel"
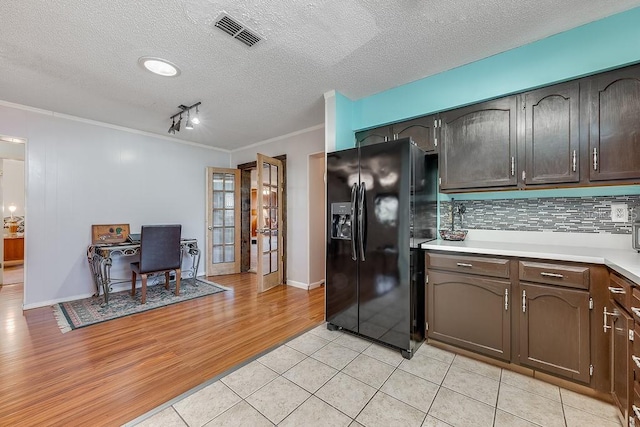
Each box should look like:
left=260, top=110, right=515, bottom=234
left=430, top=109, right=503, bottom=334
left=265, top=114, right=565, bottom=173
left=256, top=154, right=284, bottom=291
left=206, top=167, right=240, bottom=276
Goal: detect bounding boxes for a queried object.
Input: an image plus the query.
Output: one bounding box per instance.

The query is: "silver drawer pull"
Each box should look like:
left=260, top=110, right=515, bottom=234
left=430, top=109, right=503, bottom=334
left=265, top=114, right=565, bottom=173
left=608, top=286, right=626, bottom=295
left=633, top=355, right=640, bottom=369
left=540, top=272, right=564, bottom=279
left=456, top=263, right=473, bottom=268
left=632, top=307, right=640, bottom=318
left=633, top=405, right=640, bottom=420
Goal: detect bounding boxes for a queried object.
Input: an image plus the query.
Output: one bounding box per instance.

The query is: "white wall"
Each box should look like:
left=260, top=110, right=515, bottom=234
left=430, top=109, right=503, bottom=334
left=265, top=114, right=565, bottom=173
left=0, top=103, right=230, bottom=308
left=308, top=153, right=325, bottom=286
left=231, top=126, right=324, bottom=288
left=2, top=159, right=25, bottom=217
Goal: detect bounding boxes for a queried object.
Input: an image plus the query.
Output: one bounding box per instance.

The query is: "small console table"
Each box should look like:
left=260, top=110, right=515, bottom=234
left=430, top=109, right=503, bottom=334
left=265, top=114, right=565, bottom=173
left=87, top=239, right=201, bottom=304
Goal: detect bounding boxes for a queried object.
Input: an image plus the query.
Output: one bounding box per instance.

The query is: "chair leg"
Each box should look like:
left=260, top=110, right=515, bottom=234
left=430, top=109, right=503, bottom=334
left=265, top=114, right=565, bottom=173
left=175, top=268, right=181, bottom=296
left=131, top=271, right=137, bottom=297
left=141, top=274, right=148, bottom=304
left=165, top=271, right=170, bottom=290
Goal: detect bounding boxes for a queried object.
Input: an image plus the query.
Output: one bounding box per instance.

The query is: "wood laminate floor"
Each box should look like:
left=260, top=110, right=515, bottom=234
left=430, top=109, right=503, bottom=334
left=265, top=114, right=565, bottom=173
left=0, top=274, right=324, bottom=426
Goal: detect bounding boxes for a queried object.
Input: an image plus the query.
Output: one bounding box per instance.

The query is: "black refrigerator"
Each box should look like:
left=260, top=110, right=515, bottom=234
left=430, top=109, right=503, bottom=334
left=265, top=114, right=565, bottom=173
left=326, top=138, right=437, bottom=359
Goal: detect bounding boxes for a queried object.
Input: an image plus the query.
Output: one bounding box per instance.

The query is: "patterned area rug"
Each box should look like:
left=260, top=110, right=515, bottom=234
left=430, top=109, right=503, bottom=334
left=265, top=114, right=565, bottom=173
left=53, top=277, right=229, bottom=333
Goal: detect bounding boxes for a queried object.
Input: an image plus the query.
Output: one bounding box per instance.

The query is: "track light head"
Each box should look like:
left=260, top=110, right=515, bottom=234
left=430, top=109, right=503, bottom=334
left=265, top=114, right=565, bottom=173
left=192, top=106, right=200, bottom=125
left=185, top=111, right=194, bottom=130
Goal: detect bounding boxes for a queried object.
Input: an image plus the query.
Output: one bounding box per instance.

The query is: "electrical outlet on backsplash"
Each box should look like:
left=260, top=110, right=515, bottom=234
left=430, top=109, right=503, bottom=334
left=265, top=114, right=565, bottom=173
left=438, top=195, right=640, bottom=234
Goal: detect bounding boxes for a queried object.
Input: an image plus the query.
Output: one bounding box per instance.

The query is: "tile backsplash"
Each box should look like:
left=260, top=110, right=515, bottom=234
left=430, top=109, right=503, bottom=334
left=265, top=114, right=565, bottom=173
left=440, top=195, right=640, bottom=234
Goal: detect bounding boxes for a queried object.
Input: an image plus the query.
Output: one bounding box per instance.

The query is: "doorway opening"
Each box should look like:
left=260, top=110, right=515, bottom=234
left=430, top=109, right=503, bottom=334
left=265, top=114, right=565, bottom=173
left=0, top=136, right=26, bottom=289
left=237, top=155, right=287, bottom=282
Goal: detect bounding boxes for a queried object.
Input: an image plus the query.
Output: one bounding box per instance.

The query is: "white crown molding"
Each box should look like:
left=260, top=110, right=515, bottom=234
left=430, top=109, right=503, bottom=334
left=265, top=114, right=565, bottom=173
left=0, top=99, right=230, bottom=153
left=230, top=124, right=325, bottom=153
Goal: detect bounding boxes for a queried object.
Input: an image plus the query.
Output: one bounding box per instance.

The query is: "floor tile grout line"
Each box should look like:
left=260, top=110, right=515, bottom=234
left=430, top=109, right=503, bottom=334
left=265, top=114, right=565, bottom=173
left=492, top=368, right=503, bottom=427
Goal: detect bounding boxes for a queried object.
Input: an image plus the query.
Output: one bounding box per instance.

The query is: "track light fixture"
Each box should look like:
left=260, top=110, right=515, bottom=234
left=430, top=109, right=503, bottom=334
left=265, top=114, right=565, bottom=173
left=168, top=102, right=201, bottom=134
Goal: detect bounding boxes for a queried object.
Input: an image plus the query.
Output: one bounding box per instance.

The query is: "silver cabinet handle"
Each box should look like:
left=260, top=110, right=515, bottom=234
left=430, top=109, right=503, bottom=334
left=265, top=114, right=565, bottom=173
left=511, top=157, right=515, bottom=176
left=522, top=290, right=527, bottom=313
left=633, top=405, right=640, bottom=420
left=504, top=289, right=509, bottom=311
left=358, top=182, right=366, bottom=262
left=350, top=184, right=358, bottom=261
left=604, top=308, right=616, bottom=333
left=632, top=355, right=640, bottom=369
left=593, top=148, right=598, bottom=170
left=540, top=272, right=564, bottom=279
left=572, top=150, right=577, bottom=172
left=456, top=262, right=473, bottom=268
left=632, top=307, right=640, bottom=318
left=208, top=226, right=213, bottom=230
left=608, top=286, right=626, bottom=295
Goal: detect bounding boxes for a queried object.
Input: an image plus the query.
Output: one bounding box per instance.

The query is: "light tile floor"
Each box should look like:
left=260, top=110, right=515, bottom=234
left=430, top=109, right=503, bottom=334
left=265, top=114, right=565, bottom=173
left=132, top=324, right=622, bottom=427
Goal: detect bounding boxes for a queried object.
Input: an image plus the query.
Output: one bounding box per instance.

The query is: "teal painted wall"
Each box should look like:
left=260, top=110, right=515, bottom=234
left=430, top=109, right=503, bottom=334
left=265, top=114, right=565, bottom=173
left=332, top=6, right=640, bottom=217
left=351, top=6, right=640, bottom=132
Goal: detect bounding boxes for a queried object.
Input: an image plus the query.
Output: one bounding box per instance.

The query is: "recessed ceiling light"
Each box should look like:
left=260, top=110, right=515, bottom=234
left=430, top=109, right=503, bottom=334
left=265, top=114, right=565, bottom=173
left=138, top=57, right=181, bottom=77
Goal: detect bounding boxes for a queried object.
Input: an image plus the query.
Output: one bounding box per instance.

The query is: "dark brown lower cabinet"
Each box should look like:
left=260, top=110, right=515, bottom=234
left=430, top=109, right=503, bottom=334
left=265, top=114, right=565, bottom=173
left=428, top=270, right=511, bottom=361
left=519, top=282, right=591, bottom=383
left=609, top=301, right=633, bottom=425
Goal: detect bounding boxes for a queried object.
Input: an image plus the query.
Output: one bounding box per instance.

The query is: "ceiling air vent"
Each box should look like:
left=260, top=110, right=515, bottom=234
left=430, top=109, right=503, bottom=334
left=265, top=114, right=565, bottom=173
left=214, top=13, right=262, bottom=47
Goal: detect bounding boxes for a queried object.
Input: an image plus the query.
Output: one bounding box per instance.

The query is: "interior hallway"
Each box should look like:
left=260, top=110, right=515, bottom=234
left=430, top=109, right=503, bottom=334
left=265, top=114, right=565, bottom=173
left=0, top=273, right=324, bottom=425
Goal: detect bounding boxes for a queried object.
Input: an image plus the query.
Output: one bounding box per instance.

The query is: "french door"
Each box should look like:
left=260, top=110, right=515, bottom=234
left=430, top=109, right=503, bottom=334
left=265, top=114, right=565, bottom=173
left=256, top=154, right=284, bottom=292
left=206, top=168, right=241, bottom=276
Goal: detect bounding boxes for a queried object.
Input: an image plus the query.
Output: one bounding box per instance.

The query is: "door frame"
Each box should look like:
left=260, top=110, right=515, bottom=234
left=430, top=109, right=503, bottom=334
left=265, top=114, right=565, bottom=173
left=237, top=155, right=287, bottom=280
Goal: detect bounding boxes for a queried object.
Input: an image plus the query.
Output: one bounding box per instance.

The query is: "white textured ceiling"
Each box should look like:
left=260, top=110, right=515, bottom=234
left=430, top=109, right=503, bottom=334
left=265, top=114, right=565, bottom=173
left=1, top=0, right=639, bottom=151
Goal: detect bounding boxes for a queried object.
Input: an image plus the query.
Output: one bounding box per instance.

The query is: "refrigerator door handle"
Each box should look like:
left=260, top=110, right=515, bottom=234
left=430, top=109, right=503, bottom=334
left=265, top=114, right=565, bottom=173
left=358, top=182, right=366, bottom=261
left=350, top=183, right=358, bottom=261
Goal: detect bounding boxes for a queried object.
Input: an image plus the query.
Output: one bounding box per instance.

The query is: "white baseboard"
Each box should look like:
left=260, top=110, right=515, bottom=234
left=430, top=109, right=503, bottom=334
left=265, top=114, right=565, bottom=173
left=308, top=279, right=324, bottom=290
left=286, top=280, right=308, bottom=289
left=23, top=292, right=97, bottom=310
left=287, top=279, right=325, bottom=290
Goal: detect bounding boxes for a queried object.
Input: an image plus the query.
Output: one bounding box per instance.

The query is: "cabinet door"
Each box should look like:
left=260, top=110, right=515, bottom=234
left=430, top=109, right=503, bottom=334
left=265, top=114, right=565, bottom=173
left=588, top=65, right=640, bottom=181
left=519, top=283, right=590, bottom=383
left=610, top=302, right=633, bottom=423
left=523, top=82, right=580, bottom=185
left=440, top=97, right=518, bottom=191
left=428, top=270, right=511, bottom=361
left=392, top=116, right=438, bottom=153
left=355, top=126, right=392, bottom=146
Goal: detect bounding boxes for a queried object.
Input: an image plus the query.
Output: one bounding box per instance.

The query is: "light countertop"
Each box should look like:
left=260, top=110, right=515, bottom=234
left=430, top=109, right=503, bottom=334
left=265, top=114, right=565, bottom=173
left=421, top=230, right=640, bottom=284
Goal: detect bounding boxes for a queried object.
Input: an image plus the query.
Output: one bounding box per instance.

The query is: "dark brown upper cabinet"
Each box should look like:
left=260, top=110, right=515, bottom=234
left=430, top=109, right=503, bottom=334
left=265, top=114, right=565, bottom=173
left=355, top=126, right=392, bottom=146
left=521, top=82, right=580, bottom=185
left=587, top=65, right=640, bottom=182
left=440, top=97, right=518, bottom=191
left=391, top=115, right=438, bottom=153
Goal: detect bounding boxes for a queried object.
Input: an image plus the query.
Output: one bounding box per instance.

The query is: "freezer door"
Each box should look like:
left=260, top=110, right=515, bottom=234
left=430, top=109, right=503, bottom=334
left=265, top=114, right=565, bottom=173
left=326, top=148, right=359, bottom=332
left=357, top=139, right=412, bottom=350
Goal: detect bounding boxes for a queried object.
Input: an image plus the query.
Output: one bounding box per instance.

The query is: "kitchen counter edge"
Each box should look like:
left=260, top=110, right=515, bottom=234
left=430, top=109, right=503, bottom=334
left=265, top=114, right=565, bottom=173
left=421, top=239, right=640, bottom=284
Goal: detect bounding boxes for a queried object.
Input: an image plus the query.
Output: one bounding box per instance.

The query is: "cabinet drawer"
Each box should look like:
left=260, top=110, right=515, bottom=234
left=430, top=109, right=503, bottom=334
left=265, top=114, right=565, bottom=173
left=519, top=261, right=589, bottom=290
left=428, top=253, right=510, bottom=278
left=610, top=273, right=633, bottom=312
